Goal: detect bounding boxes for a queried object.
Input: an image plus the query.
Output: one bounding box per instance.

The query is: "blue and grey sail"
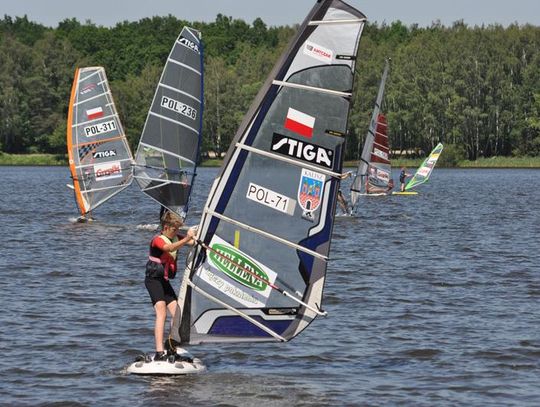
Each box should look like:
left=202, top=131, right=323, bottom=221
left=173, top=0, right=367, bottom=344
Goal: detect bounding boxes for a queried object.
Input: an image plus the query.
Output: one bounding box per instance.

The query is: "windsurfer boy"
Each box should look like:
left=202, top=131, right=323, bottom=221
left=145, top=211, right=196, bottom=361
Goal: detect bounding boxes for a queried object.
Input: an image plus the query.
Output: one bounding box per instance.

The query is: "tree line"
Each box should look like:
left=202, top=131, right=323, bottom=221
left=0, top=14, right=538, bottom=161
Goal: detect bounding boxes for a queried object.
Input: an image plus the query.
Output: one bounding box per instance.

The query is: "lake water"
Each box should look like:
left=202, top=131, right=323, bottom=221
left=0, top=166, right=539, bottom=406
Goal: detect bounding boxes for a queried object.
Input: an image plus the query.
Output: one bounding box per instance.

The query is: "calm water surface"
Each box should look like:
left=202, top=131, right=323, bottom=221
left=0, top=167, right=539, bottom=406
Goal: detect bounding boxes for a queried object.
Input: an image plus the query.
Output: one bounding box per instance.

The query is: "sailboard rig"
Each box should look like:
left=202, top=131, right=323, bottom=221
left=405, top=142, right=444, bottom=191
left=350, top=59, right=391, bottom=208
left=169, top=0, right=366, bottom=349
left=67, top=67, right=133, bottom=219
left=133, top=27, right=204, bottom=219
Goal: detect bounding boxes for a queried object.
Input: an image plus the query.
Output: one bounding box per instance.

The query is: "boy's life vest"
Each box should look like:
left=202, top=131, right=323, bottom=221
left=146, top=234, right=182, bottom=280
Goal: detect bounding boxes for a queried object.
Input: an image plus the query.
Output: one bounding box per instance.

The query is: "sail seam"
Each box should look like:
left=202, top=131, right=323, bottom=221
left=158, top=83, right=201, bottom=103
left=78, top=69, right=101, bottom=82
left=81, top=184, right=131, bottom=193
left=205, top=209, right=329, bottom=261
left=272, top=80, right=351, bottom=98
left=148, top=112, right=199, bottom=134
left=73, top=135, right=123, bottom=148
left=75, top=157, right=133, bottom=169
left=74, top=91, right=112, bottom=106
left=135, top=177, right=189, bottom=191
left=168, top=58, right=202, bottom=76
left=138, top=141, right=196, bottom=164
left=236, top=143, right=342, bottom=179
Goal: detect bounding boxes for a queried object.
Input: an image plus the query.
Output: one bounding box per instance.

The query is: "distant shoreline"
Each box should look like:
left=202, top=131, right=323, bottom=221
left=0, top=154, right=538, bottom=168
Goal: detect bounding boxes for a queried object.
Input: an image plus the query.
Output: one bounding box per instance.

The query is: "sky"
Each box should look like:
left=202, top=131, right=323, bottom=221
left=1, top=0, right=539, bottom=28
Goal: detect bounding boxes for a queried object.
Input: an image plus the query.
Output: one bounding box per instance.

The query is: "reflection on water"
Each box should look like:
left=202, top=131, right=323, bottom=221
left=0, top=167, right=539, bottom=406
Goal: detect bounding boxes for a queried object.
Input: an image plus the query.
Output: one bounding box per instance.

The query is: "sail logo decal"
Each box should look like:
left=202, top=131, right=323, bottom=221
left=84, top=119, right=117, bottom=137
left=271, top=134, right=333, bottom=169
left=284, top=108, right=315, bottom=138
left=303, top=41, right=333, bottom=64
left=369, top=167, right=390, bottom=183
left=178, top=36, right=200, bottom=54
left=297, top=168, right=325, bottom=221
left=160, top=96, right=197, bottom=120
left=86, top=107, right=104, bottom=120
left=246, top=183, right=295, bottom=216
left=94, top=161, right=122, bottom=181
left=418, top=167, right=431, bottom=177
left=208, top=244, right=269, bottom=292
left=80, top=83, right=97, bottom=95
left=93, top=149, right=117, bottom=159
left=78, top=143, right=99, bottom=159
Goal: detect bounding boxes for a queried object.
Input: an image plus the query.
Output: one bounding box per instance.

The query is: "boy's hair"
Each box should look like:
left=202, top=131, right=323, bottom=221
left=161, top=210, right=183, bottom=229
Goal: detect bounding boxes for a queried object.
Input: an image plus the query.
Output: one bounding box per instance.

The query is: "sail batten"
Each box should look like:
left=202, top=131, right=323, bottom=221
left=309, top=18, right=367, bottom=25
left=205, top=209, right=329, bottom=260
left=172, top=0, right=366, bottom=345
left=158, top=83, right=201, bottom=103
left=134, top=27, right=204, bottom=218
left=272, top=80, right=352, bottom=97
left=74, top=91, right=111, bottom=106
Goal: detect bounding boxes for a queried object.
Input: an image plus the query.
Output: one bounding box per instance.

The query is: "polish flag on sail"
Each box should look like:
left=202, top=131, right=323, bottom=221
left=284, top=107, right=315, bottom=138
left=86, top=107, right=104, bottom=120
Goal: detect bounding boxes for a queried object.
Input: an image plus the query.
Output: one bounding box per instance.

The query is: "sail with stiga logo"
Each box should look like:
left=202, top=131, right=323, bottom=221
left=350, top=58, right=391, bottom=207
left=170, top=0, right=366, bottom=348
left=405, top=142, right=444, bottom=191
left=133, top=27, right=204, bottom=219
left=66, top=66, right=133, bottom=220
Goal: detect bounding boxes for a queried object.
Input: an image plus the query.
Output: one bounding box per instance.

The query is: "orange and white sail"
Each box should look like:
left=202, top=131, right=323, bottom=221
left=66, top=67, right=133, bottom=216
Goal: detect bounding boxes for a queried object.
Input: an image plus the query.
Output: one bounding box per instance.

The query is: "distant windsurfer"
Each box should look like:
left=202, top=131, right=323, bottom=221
left=365, top=178, right=394, bottom=195
left=337, top=171, right=353, bottom=214
left=337, top=190, right=350, bottom=215
left=145, top=211, right=196, bottom=361
left=399, top=167, right=412, bottom=191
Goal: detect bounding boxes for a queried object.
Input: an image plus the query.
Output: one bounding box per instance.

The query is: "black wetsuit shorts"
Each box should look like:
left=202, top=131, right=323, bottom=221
left=145, top=277, right=178, bottom=306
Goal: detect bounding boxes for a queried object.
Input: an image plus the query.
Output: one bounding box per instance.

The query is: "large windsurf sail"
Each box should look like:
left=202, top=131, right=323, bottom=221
left=405, top=143, right=444, bottom=190
left=67, top=67, right=133, bottom=216
left=133, top=27, right=204, bottom=219
left=172, top=0, right=366, bottom=345
left=350, top=59, right=390, bottom=206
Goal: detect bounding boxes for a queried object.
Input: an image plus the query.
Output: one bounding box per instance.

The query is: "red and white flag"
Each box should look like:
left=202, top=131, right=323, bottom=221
left=284, top=107, right=315, bottom=138
left=86, top=106, right=104, bottom=120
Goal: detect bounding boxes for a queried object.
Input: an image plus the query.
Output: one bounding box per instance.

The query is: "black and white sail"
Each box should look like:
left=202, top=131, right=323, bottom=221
left=172, top=0, right=366, bottom=344
left=134, top=27, right=204, bottom=219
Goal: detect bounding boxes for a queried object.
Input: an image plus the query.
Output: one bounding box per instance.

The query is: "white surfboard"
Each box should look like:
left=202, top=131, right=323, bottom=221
left=126, top=348, right=206, bottom=375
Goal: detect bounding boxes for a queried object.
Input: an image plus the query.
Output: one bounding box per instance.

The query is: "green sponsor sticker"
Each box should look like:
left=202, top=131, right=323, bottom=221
left=209, top=244, right=268, bottom=291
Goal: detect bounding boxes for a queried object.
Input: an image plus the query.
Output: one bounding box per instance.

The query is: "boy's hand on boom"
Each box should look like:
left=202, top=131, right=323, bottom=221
left=187, top=226, right=198, bottom=240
